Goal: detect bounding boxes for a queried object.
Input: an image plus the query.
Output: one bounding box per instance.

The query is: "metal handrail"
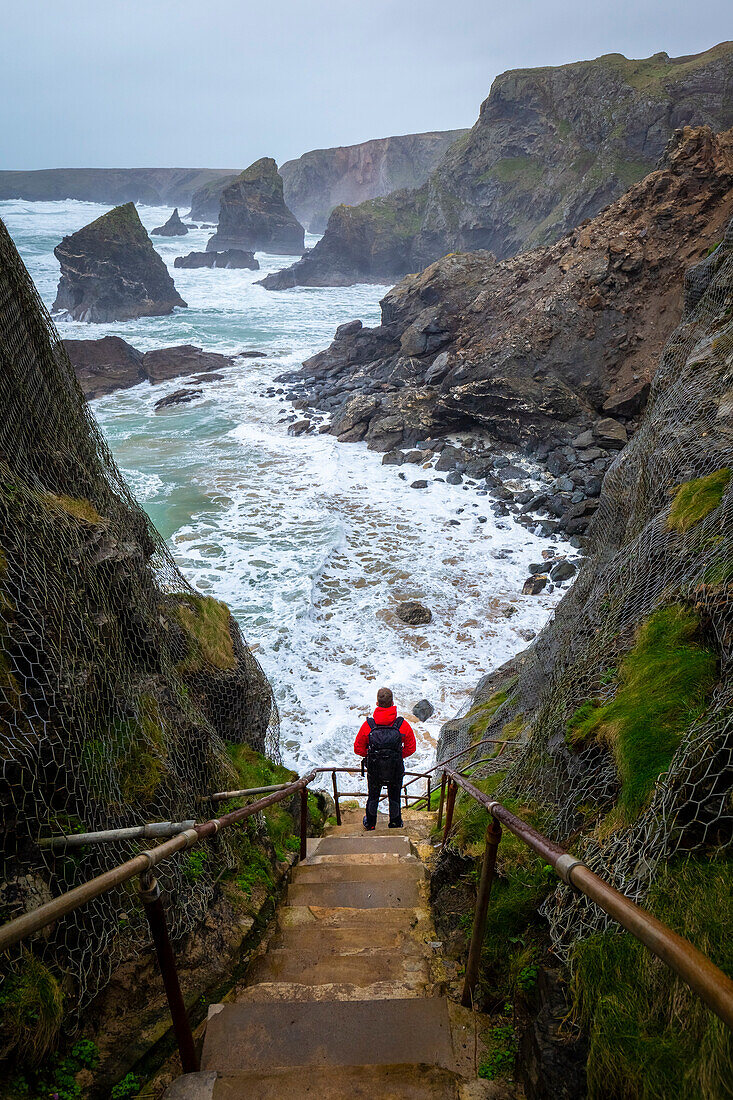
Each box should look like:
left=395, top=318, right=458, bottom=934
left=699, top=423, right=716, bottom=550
left=439, top=766, right=733, bottom=1030
left=0, top=769, right=318, bottom=1073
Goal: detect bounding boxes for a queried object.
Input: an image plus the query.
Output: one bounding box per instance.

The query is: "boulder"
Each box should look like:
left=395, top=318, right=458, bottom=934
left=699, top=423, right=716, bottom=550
left=207, top=158, right=305, bottom=256
left=154, top=388, right=203, bottom=410
left=594, top=417, right=628, bottom=449
left=523, top=575, right=548, bottom=595
left=410, top=480, right=429, bottom=489
left=412, top=699, right=435, bottom=722
left=174, top=250, right=259, bottom=270
left=550, top=560, right=577, bottom=582
left=141, top=345, right=235, bottom=384
left=288, top=419, right=311, bottom=436
left=52, top=203, right=186, bottom=322
left=151, top=208, right=188, bottom=236
left=396, top=601, right=433, bottom=625
left=382, top=450, right=406, bottom=466
left=62, top=336, right=146, bottom=399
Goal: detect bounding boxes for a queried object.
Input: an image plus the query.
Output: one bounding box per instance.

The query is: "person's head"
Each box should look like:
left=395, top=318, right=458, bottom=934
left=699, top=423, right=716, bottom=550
left=376, top=687, right=393, bottom=709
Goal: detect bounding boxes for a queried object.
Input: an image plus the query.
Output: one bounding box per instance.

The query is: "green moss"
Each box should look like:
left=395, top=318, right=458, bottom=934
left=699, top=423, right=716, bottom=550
left=701, top=559, right=733, bottom=586
left=667, top=468, right=731, bottom=532
left=479, top=156, right=544, bottom=187
left=703, top=241, right=722, bottom=258
left=83, top=695, right=166, bottom=805
left=41, top=493, right=105, bottom=525
left=173, top=594, right=237, bottom=672
left=566, top=606, right=717, bottom=818
left=612, top=156, right=651, bottom=188
left=598, top=44, right=733, bottom=99
left=465, top=680, right=517, bottom=742
left=573, top=857, right=733, bottom=1100
left=182, top=848, right=209, bottom=883
left=0, top=953, right=64, bottom=1062
left=500, top=714, right=525, bottom=742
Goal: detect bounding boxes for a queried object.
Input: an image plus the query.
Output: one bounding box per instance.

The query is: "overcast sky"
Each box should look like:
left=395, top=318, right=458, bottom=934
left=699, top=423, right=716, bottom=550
left=1, top=0, right=730, bottom=170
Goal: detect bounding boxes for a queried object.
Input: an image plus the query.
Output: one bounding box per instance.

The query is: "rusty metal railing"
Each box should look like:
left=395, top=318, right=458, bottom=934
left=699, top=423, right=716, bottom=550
left=438, top=766, right=733, bottom=1030
left=0, top=770, right=318, bottom=1073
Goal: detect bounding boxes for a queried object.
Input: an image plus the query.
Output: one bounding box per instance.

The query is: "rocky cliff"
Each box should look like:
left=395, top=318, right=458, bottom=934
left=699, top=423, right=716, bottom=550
left=278, top=130, right=468, bottom=232
left=206, top=158, right=304, bottom=256
left=0, top=214, right=278, bottom=1063
left=151, top=207, right=188, bottom=236
left=52, top=202, right=186, bottom=322
left=265, top=42, right=733, bottom=288
left=284, top=127, right=733, bottom=456
left=432, top=218, right=733, bottom=1098
left=0, top=167, right=236, bottom=207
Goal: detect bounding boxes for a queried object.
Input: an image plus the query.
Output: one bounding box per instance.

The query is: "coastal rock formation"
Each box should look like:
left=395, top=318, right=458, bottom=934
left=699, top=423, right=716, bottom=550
left=63, top=337, right=235, bottom=397
left=266, top=43, right=733, bottom=288
left=435, top=216, right=733, bottom=1099
left=188, top=173, right=239, bottom=222
left=151, top=207, right=188, bottom=236
left=283, top=127, right=733, bottom=452
left=206, top=158, right=304, bottom=256
left=279, top=130, right=468, bottom=232
left=174, top=249, right=259, bottom=269
left=0, top=167, right=236, bottom=207
left=52, top=202, right=186, bottom=322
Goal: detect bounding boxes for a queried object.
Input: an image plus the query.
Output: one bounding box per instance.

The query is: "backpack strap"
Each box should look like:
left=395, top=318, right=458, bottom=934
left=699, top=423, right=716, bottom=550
left=367, top=717, right=376, bottom=731
left=394, top=717, right=404, bottom=731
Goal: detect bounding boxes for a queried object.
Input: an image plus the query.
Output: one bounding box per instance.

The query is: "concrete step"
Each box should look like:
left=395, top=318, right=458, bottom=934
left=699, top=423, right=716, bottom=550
left=164, top=1064, right=462, bottom=1099
left=235, top=979, right=431, bottom=1002
left=270, top=921, right=426, bottom=956
left=247, top=944, right=430, bottom=987
left=308, top=835, right=415, bottom=857
left=306, top=851, right=417, bottom=866
left=287, top=876, right=422, bottom=908
left=277, top=904, right=427, bottom=935
left=292, top=861, right=424, bottom=886
left=201, top=998, right=455, bottom=1073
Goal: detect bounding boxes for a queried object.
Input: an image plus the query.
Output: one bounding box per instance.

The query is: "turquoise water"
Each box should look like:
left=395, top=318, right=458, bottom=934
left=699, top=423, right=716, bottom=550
left=2, top=199, right=567, bottom=780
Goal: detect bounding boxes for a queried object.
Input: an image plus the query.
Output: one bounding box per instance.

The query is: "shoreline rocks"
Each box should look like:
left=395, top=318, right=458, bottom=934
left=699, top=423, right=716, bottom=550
left=151, top=207, right=188, bottom=236
left=207, top=158, right=304, bottom=256
left=63, top=336, right=237, bottom=399
left=52, top=202, right=186, bottom=322
left=174, top=249, right=259, bottom=270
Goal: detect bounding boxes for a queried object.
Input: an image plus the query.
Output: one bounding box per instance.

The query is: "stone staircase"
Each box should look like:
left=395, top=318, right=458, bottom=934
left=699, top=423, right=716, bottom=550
left=164, top=810, right=495, bottom=1099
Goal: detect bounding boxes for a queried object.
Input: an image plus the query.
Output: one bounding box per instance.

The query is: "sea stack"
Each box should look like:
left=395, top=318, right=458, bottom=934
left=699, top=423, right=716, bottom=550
left=174, top=249, right=259, bottom=270
left=151, top=207, right=188, bottom=235
left=206, top=158, right=305, bottom=256
left=52, top=202, right=187, bottom=322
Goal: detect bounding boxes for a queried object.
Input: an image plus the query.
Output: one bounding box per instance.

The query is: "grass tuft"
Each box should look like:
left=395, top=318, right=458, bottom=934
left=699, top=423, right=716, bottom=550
left=667, top=468, right=731, bottom=533
left=573, top=857, right=733, bottom=1100
left=41, top=493, right=105, bottom=526
left=0, top=953, right=64, bottom=1062
left=173, top=594, right=237, bottom=672
left=565, top=606, right=717, bottom=819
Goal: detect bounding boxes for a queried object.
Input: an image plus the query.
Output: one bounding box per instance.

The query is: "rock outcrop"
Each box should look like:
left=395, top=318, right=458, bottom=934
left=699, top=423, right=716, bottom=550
left=52, top=202, right=186, bottom=322
left=206, top=158, right=304, bottom=256
left=63, top=337, right=236, bottom=398
left=0, top=167, right=237, bottom=207
left=188, top=174, right=239, bottom=222
left=151, top=207, right=188, bottom=236
left=174, top=249, right=259, bottom=270
left=279, top=130, right=468, bottom=232
left=282, top=127, right=733, bottom=452
left=266, top=43, right=733, bottom=288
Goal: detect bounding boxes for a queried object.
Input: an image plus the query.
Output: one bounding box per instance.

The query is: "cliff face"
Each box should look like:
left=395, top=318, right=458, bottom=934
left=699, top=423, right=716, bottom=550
left=0, top=167, right=237, bottom=207
left=279, top=129, right=468, bottom=232
left=266, top=42, right=733, bottom=288
left=0, top=215, right=276, bottom=1032
left=284, top=127, right=733, bottom=452
left=52, top=202, right=187, bottom=322
left=206, top=158, right=305, bottom=256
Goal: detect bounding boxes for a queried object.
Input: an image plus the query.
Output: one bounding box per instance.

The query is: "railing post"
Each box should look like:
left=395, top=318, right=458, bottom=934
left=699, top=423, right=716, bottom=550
left=300, top=787, right=308, bottom=861
left=461, top=817, right=502, bottom=1008
left=441, top=779, right=457, bottom=849
left=332, top=770, right=341, bottom=826
left=426, top=776, right=431, bottom=812
left=137, top=871, right=199, bottom=1073
left=437, top=771, right=447, bottom=830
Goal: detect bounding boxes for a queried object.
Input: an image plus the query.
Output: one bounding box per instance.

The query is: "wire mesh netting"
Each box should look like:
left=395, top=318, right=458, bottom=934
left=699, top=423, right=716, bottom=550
left=0, top=216, right=280, bottom=1022
left=440, top=218, right=733, bottom=957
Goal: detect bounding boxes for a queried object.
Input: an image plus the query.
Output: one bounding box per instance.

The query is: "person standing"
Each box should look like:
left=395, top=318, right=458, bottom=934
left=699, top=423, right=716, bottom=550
left=354, top=687, right=416, bottom=829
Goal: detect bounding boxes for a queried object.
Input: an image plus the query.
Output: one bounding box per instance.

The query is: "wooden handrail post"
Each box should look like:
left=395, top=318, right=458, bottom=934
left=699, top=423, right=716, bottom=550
left=437, top=771, right=447, bottom=830
left=461, top=818, right=502, bottom=1008
left=299, top=787, right=308, bottom=861
left=426, top=776, right=431, bottom=812
left=138, top=872, right=199, bottom=1073
left=332, top=770, right=341, bottom=826
left=442, top=779, right=457, bottom=848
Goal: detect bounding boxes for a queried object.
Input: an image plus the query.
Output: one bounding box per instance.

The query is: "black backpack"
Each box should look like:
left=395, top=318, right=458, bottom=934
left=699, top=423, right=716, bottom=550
left=365, top=717, right=405, bottom=784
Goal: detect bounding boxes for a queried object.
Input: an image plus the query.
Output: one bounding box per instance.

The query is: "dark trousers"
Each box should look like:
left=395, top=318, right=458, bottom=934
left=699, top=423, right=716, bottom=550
left=365, top=768, right=403, bottom=826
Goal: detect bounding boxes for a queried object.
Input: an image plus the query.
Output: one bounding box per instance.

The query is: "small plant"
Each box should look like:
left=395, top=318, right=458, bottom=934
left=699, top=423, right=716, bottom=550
left=478, top=1021, right=517, bottom=1079
left=182, top=848, right=209, bottom=883
left=516, top=964, right=539, bottom=992
left=110, top=1073, right=140, bottom=1099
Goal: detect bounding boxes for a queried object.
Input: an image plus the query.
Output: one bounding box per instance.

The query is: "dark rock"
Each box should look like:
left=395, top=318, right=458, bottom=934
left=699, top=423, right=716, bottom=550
left=62, top=336, right=146, bottom=399
left=52, top=202, right=186, bottom=322
left=151, top=208, right=188, bottom=236
left=396, top=600, right=432, bottom=625
left=142, top=345, right=235, bottom=384
left=154, top=387, right=202, bottom=410
left=594, top=417, right=628, bottom=449
left=550, top=560, right=577, bottom=582
left=602, top=379, right=651, bottom=418
left=382, top=450, right=406, bottom=466
left=434, top=446, right=464, bottom=472
left=174, top=249, right=259, bottom=270
left=288, top=419, right=311, bottom=436
left=410, top=479, right=429, bottom=489
left=404, top=450, right=424, bottom=464
left=519, top=967, right=587, bottom=1100
left=412, top=699, right=435, bottom=722
left=446, top=471, right=463, bottom=485
left=572, top=430, right=594, bottom=449
left=528, top=562, right=549, bottom=575
left=523, top=575, right=548, bottom=595
left=208, top=158, right=304, bottom=256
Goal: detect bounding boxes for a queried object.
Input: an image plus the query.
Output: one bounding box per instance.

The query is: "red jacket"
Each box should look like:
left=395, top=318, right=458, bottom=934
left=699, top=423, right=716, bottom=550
left=354, top=706, right=416, bottom=759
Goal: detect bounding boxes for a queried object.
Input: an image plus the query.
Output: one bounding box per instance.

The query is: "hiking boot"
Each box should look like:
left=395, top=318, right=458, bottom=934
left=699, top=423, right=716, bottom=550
left=363, top=815, right=376, bottom=831
left=388, top=819, right=403, bottom=829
